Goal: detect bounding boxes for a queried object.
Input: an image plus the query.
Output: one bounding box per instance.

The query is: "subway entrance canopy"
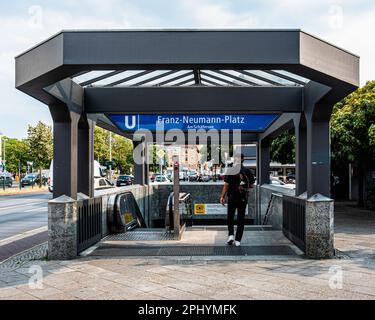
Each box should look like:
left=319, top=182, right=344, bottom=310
left=15, top=29, right=359, bottom=201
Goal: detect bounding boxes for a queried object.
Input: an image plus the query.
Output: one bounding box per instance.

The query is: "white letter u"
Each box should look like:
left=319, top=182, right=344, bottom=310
left=124, top=115, right=137, bottom=129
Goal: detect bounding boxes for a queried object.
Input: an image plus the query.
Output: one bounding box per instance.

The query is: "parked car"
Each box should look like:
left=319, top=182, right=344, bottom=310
left=270, top=178, right=295, bottom=189
left=0, top=174, right=13, bottom=188
left=179, top=171, right=189, bottom=181
left=21, top=173, right=47, bottom=187
left=218, top=173, right=225, bottom=180
left=150, top=173, right=159, bottom=183
left=286, top=173, right=296, bottom=184
left=48, top=159, right=105, bottom=193
left=187, top=171, right=198, bottom=182
left=202, top=174, right=212, bottom=182
left=94, top=177, right=115, bottom=190
left=116, top=175, right=134, bottom=187
left=154, top=174, right=170, bottom=183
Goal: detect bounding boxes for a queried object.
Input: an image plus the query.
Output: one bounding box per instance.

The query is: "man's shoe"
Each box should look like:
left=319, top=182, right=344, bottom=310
left=235, top=241, right=241, bottom=247
left=227, top=235, right=234, bottom=245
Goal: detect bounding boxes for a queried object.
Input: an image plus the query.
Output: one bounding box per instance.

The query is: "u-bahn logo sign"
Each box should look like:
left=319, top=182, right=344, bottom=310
left=194, top=204, right=206, bottom=215
left=108, top=114, right=278, bottom=132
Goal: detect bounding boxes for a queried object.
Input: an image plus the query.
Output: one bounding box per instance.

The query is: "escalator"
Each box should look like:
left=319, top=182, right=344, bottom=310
left=107, top=191, right=146, bottom=233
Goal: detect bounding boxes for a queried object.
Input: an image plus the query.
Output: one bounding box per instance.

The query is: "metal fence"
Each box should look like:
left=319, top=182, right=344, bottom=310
left=77, top=197, right=102, bottom=254
left=282, top=195, right=306, bottom=251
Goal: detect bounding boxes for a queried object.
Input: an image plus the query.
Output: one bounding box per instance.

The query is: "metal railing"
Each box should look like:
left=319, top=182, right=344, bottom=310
left=165, top=192, right=192, bottom=235
left=282, top=195, right=306, bottom=251
left=262, top=193, right=281, bottom=225
left=77, top=197, right=102, bottom=253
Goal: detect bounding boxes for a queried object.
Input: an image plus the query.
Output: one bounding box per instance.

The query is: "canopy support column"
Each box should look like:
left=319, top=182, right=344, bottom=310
left=78, top=116, right=95, bottom=197
left=49, top=103, right=80, bottom=199
left=294, top=115, right=307, bottom=196
left=258, top=139, right=270, bottom=185
left=133, top=140, right=146, bottom=185
left=306, top=118, right=331, bottom=197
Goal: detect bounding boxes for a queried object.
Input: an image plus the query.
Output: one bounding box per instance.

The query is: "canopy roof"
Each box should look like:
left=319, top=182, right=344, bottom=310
left=15, top=29, right=359, bottom=140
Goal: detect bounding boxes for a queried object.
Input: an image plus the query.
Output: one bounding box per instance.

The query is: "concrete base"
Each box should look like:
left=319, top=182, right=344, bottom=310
left=305, top=194, right=334, bottom=259
left=48, top=195, right=78, bottom=260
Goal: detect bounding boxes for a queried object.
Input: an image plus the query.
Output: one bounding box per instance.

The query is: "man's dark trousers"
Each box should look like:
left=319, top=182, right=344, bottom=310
left=227, top=199, right=247, bottom=241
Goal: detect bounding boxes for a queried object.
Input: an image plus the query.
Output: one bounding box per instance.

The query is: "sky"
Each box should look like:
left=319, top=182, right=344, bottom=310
left=0, top=0, right=374, bottom=139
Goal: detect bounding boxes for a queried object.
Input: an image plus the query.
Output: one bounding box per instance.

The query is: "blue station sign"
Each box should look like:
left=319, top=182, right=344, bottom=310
left=108, top=114, right=278, bottom=132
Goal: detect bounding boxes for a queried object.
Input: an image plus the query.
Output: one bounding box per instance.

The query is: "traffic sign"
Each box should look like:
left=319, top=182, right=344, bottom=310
left=194, top=204, right=206, bottom=215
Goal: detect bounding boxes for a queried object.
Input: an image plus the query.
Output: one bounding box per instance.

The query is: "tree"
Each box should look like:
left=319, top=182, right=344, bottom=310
left=27, top=121, right=53, bottom=171
left=270, top=130, right=295, bottom=164
left=94, top=127, right=133, bottom=174
left=149, top=144, right=159, bottom=173
left=331, top=80, right=375, bottom=206
left=94, top=127, right=110, bottom=163
left=1, top=137, right=30, bottom=174
left=112, top=134, right=133, bottom=174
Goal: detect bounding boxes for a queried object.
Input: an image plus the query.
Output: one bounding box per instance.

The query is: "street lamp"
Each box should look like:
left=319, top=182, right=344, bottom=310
left=0, top=132, right=3, bottom=172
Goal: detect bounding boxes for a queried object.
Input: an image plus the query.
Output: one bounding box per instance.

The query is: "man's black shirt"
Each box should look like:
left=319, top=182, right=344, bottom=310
left=224, top=165, right=255, bottom=202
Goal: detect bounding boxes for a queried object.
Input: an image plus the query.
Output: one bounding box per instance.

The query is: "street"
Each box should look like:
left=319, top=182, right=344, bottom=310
left=0, top=192, right=50, bottom=262
left=0, top=191, right=50, bottom=240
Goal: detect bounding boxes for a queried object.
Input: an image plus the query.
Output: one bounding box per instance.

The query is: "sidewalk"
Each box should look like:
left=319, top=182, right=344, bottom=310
left=0, top=186, right=49, bottom=197
left=1, top=202, right=375, bottom=300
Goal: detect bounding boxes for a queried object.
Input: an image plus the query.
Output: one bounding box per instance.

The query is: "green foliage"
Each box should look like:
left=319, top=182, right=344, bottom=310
left=148, top=145, right=158, bottom=173
left=269, top=82, right=375, bottom=167
left=270, top=130, right=295, bottom=164
left=199, top=144, right=233, bottom=166
left=369, top=124, right=375, bottom=147
left=94, top=127, right=133, bottom=174
left=26, top=121, right=53, bottom=170
left=331, top=81, right=375, bottom=163
left=1, top=137, right=29, bottom=173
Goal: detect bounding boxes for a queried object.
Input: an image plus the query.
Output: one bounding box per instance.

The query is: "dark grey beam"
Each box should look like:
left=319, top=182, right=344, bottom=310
left=44, top=78, right=84, bottom=114
left=96, top=116, right=133, bottom=140
left=193, top=69, right=201, bottom=85
left=59, top=30, right=301, bottom=66
left=78, top=115, right=95, bottom=197
left=133, top=141, right=146, bottom=185
left=49, top=102, right=80, bottom=199
left=306, top=118, right=330, bottom=197
left=258, top=139, right=270, bottom=185
left=258, top=113, right=300, bottom=141
left=294, top=114, right=307, bottom=196
left=303, top=81, right=333, bottom=197
left=15, top=30, right=359, bottom=108
left=84, top=86, right=303, bottom=113
left=129, top=132, right=259, bottom=147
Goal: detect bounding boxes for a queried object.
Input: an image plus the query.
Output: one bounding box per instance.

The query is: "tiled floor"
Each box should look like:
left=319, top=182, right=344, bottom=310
left=1, top=202, right=375, bottom=300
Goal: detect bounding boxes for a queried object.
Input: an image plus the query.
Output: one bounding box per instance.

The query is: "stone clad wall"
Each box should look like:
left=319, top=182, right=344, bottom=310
left=49, top=183, right=334, bottom=259
left=150, top=182, right=257, bottom=224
